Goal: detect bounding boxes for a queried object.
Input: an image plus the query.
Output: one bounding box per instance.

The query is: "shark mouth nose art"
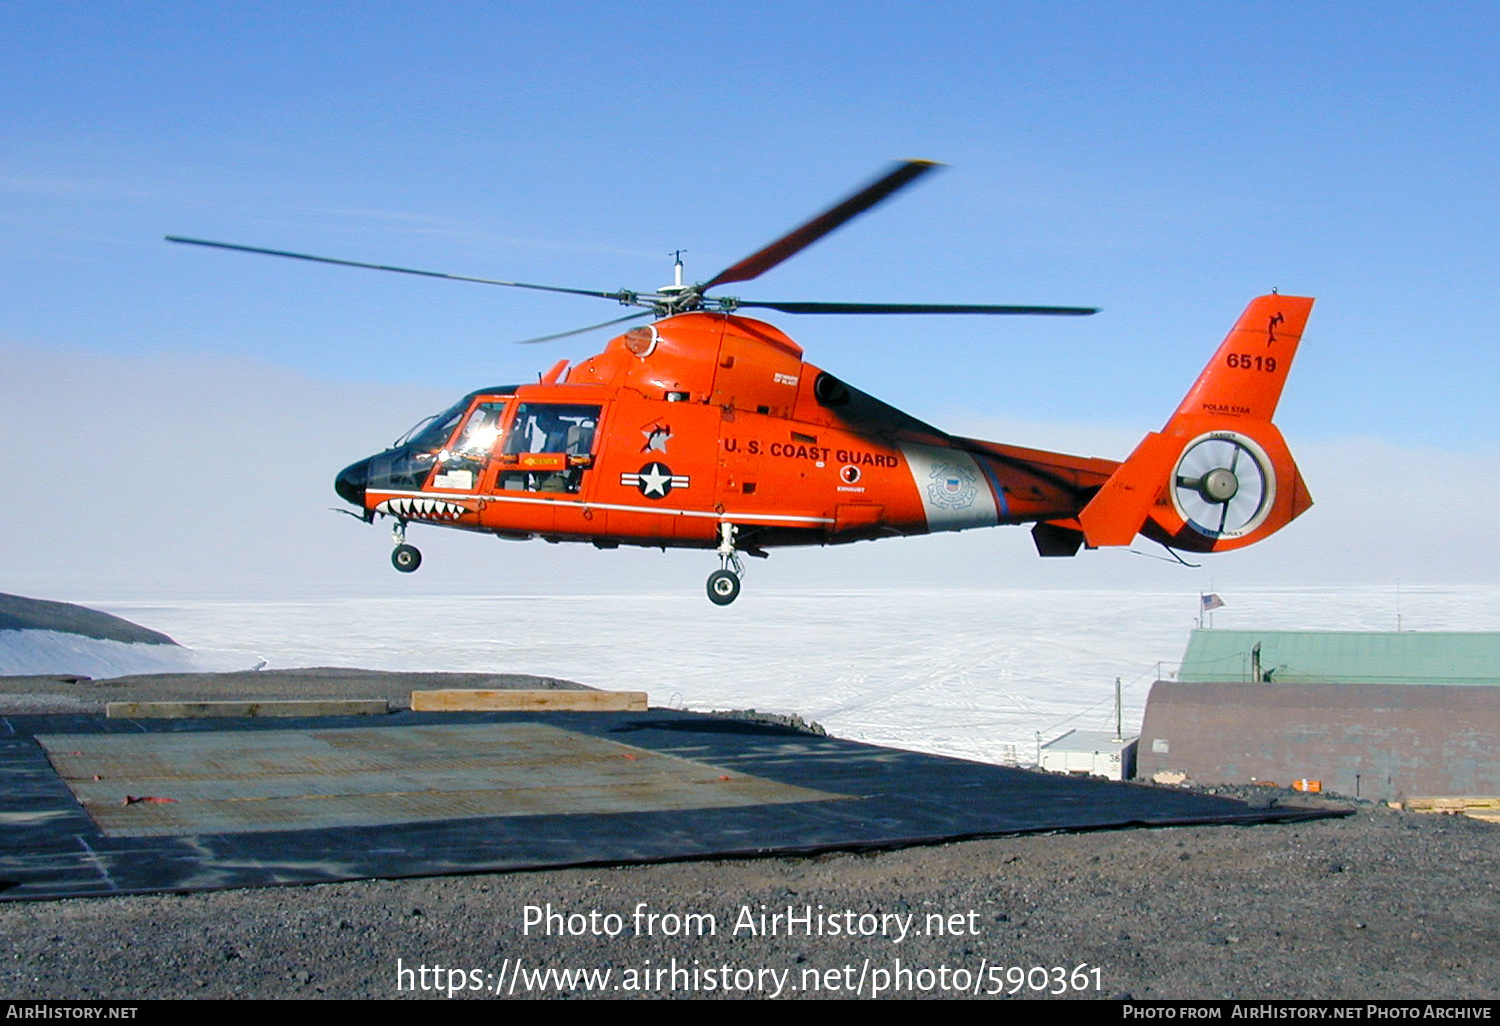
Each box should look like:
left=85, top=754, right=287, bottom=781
left=374, top=497, right=470, bottom=522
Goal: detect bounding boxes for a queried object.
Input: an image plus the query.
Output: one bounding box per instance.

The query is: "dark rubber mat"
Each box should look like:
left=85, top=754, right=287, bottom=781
left=0, top=709, right=1345, bottom=900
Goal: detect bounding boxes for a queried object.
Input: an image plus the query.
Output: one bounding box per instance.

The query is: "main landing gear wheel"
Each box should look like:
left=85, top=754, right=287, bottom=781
left=706, top=522, right=745, bottom=605
left=706, top=569, right=740, bottom=606
left=391, top=544, right=422, bottom=573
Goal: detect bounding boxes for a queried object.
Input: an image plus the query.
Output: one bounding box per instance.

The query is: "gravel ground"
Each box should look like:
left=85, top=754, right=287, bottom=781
left=1, top=673, right=1497, bottom=1001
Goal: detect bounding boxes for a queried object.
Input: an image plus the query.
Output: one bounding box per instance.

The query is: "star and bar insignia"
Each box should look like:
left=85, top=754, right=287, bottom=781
left=620, top=462, right=690, bottom=499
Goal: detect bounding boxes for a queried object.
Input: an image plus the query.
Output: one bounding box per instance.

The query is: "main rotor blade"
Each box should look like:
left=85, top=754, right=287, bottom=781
left=700, top=159, right=941, bottom=292
left=512, top=310, right=652, bottom=345
left=733, top=300, right=1099, bottom=316
left=165, top=236, right=636, bottom=304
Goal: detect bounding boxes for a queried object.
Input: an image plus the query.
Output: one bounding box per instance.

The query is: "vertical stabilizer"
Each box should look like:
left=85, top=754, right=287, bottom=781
left=1172, top=294, right=1312, bottom=425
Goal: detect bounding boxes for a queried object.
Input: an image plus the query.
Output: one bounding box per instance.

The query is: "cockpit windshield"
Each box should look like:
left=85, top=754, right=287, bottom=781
left=393, top=386, right=520, bottom=451
left=392, top=415, right=436, bottom=450
left=395, top=401, right=466, bottom=451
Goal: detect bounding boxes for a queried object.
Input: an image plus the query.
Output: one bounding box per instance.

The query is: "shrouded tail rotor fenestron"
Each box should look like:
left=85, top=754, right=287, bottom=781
left=1172, top=433, right=1276, bottom=540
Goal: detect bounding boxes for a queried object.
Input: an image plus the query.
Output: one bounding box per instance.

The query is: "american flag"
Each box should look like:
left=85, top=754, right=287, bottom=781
left=1201, top=593, right=1225, bottom=613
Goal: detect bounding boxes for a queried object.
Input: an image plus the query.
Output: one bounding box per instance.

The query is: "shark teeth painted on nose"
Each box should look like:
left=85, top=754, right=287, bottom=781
left=374, top=497, right=470, bottom=521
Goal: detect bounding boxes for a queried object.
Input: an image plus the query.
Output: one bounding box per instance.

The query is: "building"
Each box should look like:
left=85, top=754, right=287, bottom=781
left=1136, top=629, right=1500, bottom=802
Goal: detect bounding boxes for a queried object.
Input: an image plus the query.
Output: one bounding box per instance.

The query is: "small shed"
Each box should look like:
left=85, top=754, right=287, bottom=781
left=1039, top=729, right=1138, bottom=781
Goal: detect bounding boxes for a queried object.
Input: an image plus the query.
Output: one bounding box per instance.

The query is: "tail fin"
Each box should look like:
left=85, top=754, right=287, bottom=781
left=1076, top=295, right=1314, bottom=552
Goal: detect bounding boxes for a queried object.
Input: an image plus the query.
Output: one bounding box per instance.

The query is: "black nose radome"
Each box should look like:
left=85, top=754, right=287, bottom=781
left=335, top=458, right=370, bottom=507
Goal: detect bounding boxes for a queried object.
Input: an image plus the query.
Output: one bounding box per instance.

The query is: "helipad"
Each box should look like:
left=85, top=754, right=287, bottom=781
left=0, top=708, right=1344, bottom=900
left=38, top=721, right=843, bottom=837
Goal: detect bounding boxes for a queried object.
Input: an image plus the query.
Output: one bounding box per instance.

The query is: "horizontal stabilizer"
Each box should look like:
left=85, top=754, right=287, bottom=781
left=1076, top=433, right=1179, bottom=548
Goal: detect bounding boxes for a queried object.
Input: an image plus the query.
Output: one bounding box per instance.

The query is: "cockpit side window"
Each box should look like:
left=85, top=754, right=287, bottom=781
left=431, top=400, right=509, bottom=491
left=453, top=402, right=507, bottom=457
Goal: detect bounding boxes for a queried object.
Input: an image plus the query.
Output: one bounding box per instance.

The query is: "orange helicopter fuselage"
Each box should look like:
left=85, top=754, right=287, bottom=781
left=347, top=312, right=1119, bottom=554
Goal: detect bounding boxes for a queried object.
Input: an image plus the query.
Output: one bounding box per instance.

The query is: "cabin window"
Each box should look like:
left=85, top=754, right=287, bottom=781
left=497, top=403, right=601, bottom=493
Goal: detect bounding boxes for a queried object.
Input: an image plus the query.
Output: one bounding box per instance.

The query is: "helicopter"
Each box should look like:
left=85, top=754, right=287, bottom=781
left=168, top=160, right=1312, bottom=605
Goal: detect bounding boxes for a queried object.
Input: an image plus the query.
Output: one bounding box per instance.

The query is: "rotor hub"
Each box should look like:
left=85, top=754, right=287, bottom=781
left=1199, top=467, right=1240, bottom=503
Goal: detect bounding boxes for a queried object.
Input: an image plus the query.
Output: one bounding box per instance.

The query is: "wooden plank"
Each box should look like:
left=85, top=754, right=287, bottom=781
left=106, top=699, right=389, bottom=719
left=411, top=689, right=648, bottom=712
left=1401, top=796, right=1500, bottom=814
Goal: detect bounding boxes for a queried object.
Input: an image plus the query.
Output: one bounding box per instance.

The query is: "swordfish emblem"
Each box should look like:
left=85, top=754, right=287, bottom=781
left=642, top=421, right=672, bottom=453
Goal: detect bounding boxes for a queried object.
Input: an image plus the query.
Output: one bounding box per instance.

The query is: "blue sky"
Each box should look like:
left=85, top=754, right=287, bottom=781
left=4, top=2, right=1499, bottom=600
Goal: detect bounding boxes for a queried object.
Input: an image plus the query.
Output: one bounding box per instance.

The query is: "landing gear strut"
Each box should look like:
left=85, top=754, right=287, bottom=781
left=706, top=523, right=743, bottom=605
left=390, top=520, right=421, bottom=573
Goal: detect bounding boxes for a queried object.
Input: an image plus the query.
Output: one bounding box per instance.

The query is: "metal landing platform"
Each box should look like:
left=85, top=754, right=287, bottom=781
left=0, top=709, right=1345, bottom=900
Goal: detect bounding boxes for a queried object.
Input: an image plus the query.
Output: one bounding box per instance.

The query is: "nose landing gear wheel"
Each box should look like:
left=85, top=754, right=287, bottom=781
left=706, top=569, right=740, bottom=605
left=392, top=544, right=422, bottom=573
